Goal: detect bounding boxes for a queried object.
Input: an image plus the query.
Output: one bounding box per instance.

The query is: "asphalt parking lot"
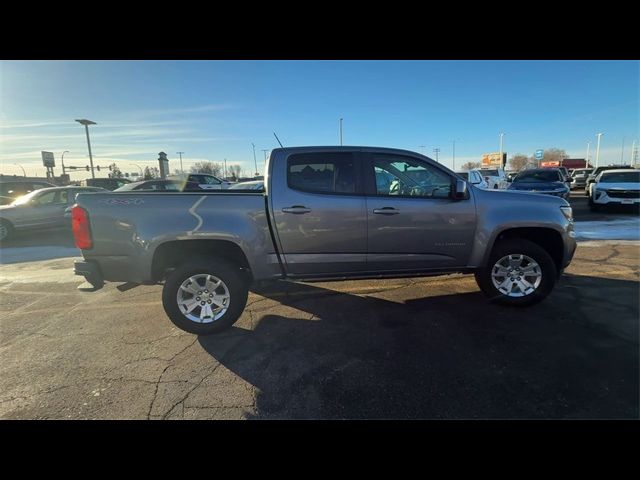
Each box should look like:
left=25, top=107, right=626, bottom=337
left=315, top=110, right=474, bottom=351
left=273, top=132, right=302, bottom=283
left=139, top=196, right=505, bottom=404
left=0, top=193, right=638, bottom=419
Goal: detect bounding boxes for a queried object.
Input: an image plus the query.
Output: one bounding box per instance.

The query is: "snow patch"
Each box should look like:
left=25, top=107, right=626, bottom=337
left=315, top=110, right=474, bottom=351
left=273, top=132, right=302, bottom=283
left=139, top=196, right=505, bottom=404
left=574, top=217, right=640, bottom=241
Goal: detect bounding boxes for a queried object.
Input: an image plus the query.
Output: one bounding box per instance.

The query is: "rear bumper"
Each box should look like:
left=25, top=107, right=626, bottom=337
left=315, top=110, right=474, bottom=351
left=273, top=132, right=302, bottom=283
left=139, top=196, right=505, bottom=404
left=74, top=259, right=104, bottom=289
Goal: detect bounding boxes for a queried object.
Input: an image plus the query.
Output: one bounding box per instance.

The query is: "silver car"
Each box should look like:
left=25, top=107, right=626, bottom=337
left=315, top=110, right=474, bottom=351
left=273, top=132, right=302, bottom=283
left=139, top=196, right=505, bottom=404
left=0, top=186, right=106, bottom=241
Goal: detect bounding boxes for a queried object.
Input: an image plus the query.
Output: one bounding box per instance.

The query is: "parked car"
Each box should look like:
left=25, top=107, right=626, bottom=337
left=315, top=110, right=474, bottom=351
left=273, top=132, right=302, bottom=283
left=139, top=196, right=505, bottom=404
left=479, top=167, right=508, bottom=189
left=588, top=169, right=640, bottom=211
left=73, top=146, right=576, bottom=335
left=505, top=170, right=519, bottom=183
left=114, top=179, right=204, bottom=192
left=585, top=165, right=635, bottom=196
left=0, top=179, right=57, bottom=205
left=569, top=168, right=593, bottom=190
left=455, top=170, right=488, bottom=189
left=228, top=180, right=265, bottom=191
left=80, top=177, right=131, bottom=191
left=0, top=186, right=106, bottom=241
left=168, top=173, right=233, bottom=190
left=507, top=168, right=570, bottom=200
left=557, top=166, right=571, bottom=181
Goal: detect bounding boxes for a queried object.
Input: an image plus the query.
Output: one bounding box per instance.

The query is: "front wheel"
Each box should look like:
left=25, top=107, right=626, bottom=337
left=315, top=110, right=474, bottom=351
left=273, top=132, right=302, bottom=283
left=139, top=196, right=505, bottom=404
left=474, top=239, right=557, bottom=307
left=162, top=257, right=248, bottom=335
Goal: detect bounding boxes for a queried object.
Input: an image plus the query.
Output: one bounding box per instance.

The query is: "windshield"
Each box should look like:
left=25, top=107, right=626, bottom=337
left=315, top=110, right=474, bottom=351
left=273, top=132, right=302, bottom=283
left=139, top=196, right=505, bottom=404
left=10, top=189, right=42, bottom=205
left=514, top=170, right=561, bottom=183
left=599, top=171, right=640, bottom=183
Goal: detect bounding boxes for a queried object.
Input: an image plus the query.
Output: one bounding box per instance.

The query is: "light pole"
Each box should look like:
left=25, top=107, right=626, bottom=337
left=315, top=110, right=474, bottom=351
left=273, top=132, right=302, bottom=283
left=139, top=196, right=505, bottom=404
left=499, top=132, right=505, bottom=165
left=176, top=152, right=184, bottom=174
left=339, top=118, right=343, bottom=146
left=586, top=141, right=591, bottom=168
left=129, top=163, right=143, bottom=176
left=433, top=148, right=440, bottom=163
left=620, top=137, right=625, bottom=163
left=631, top=140, right=637, bottom=166
left=595, top=133, right=604, bottom=169
left=452, top=139, right=459, bottom=171
left=261, top=149, right=269, bottom=163
left=252, top=143, right=258, bottom=176
left=61, top=150, right=69, bottom=176
left=224, top=158, right=227, bottom=180
left=75, top=119, right=96, bottom=178
left=14, top=164, right=26, bottom=176
left=419, top=145, right=427, bottom=155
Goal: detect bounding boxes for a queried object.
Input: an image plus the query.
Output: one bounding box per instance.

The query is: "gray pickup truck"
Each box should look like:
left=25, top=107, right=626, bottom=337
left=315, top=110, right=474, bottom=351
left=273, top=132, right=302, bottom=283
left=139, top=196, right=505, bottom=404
left=73, top=146, right=577, bottom=335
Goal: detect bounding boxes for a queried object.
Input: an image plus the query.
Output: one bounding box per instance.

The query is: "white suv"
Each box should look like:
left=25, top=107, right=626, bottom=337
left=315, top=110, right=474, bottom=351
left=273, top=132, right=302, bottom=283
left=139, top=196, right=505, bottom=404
left=589, top=169, right=640, bottom=211
left=456, top=169, right=489, bottom=189
left=479, top=167, right=508, bottom=189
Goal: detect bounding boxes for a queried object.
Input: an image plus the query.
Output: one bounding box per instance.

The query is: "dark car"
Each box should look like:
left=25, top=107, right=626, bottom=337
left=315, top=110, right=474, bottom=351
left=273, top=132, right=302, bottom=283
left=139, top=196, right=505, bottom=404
left=80, top=177, right=131, bottom=191
left=114, top=179, right=204, bottom=192
left=507, top=168, right=570, bottom=200
left=0, top=179, right=57, bottom=205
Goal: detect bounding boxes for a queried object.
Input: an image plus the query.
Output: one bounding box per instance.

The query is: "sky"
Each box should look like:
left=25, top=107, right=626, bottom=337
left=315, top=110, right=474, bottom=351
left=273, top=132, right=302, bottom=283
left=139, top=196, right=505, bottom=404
left=0, top=60, right=638, bottom=179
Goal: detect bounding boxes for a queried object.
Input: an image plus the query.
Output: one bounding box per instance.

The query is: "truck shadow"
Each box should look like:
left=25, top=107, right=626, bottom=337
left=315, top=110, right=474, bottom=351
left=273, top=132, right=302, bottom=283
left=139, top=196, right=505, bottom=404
left=198, top=274, right=639, bottom=419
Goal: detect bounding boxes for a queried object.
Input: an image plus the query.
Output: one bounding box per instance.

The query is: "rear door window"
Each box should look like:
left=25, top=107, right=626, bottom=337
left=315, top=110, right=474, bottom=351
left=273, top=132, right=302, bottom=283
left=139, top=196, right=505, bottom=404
left=287, top=152, right=357, bottom=194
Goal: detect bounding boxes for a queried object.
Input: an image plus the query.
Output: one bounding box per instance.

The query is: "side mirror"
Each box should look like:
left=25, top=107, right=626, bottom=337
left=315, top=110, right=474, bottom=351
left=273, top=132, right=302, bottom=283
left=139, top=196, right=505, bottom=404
left=453, top=179, right=468, bottom=200
left=64, top=206, right=73, bottom=219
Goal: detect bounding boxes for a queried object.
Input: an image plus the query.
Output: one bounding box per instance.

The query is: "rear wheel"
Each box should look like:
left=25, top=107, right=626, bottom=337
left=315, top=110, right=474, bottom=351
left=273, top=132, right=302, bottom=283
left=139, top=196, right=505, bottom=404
left=0, top=220, right=13, bottom=242
left=162, top=257, right=248, bottom=335
left=475, top=239, right=557, bottom=307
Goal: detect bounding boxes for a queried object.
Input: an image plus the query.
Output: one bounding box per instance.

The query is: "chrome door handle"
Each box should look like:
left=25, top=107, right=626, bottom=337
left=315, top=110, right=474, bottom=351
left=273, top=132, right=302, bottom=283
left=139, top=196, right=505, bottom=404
left=282, top=206, right=311, bottom=214
left=373, top=207, right=400, bottom=215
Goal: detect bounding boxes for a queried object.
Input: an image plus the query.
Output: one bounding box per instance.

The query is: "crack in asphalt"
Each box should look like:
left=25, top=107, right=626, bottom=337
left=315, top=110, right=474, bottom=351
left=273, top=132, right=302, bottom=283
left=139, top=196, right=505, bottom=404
left=146, top=337, right=199, bottom=419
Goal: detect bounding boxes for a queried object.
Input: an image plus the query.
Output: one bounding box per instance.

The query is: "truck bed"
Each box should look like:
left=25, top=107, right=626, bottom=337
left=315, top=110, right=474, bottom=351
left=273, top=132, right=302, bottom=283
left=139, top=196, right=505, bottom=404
left=74, top=191, right=281, bottom=284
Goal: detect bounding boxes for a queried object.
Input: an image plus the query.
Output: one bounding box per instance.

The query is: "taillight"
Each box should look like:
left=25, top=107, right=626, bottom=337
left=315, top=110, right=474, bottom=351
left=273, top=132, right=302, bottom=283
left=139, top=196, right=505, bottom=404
left=72, top=206, right=92, bottom=250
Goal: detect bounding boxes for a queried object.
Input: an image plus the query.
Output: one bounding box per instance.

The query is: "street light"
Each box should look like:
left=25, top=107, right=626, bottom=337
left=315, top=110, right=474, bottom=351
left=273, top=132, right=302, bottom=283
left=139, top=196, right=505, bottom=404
left=129, top=163, right=143, bottom=176
left=75, top=119, right=96, bottom=179
left=61, top=150, right=69, bottom=176
left=176, top=152, right=184, bottom=174
left=585, top=141, right=591, bottom=168
left=499, top=132, right=505, bottom=165
left=14, top=164, right=26, bottom=176
left=595, top=133, right=604, bottom=169
left=252, top=143, right=258, bottom=176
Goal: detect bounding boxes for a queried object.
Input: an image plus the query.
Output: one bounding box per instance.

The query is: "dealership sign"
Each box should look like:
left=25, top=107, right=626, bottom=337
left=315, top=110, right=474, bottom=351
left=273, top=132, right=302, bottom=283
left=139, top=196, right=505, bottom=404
left=41, top=151, right=55, bottom=167
left=541, top=161, right=560, bottom=167
left=482, top=152, right=507, bottom=168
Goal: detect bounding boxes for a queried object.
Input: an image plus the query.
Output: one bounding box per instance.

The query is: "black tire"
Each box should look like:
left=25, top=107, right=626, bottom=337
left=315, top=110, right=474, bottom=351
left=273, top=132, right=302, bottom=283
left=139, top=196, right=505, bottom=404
left=588, top=194, right=601, bottom=212
left=0, top=219, right=13, bottom=243
left=474, top=238, right=557, bottom=307
left=162, top=257, right=248, bottom=335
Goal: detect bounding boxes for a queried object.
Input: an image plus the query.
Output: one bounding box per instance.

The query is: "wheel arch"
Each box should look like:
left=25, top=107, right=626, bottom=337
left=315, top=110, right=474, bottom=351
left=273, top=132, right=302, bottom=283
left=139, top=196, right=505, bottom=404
left=485, top=227, right=564, bottom=275
left=151, top=239, right=253, bottom=284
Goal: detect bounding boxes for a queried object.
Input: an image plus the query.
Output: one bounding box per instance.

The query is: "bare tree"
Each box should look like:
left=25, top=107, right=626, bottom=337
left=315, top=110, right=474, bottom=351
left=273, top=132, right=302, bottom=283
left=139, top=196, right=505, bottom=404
left=460, top=161, right=482, bottom=171
left=541, top=148, right=568, bottom=165
left=190, top=161, right=223, bottom=177
left=108, top=163, right=123, bottom=178
left=143, top=166, right=160, bottom=180
left=508, top=154, right=529, bottom=171
left=227, top=164, right=242, bottom=181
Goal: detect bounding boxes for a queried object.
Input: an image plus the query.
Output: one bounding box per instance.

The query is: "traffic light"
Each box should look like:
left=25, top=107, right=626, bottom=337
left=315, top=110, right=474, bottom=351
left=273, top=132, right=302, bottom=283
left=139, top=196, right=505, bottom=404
left=97, top=166, right=100, bottom=172
left=86, top=166, right=90, bottom=171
